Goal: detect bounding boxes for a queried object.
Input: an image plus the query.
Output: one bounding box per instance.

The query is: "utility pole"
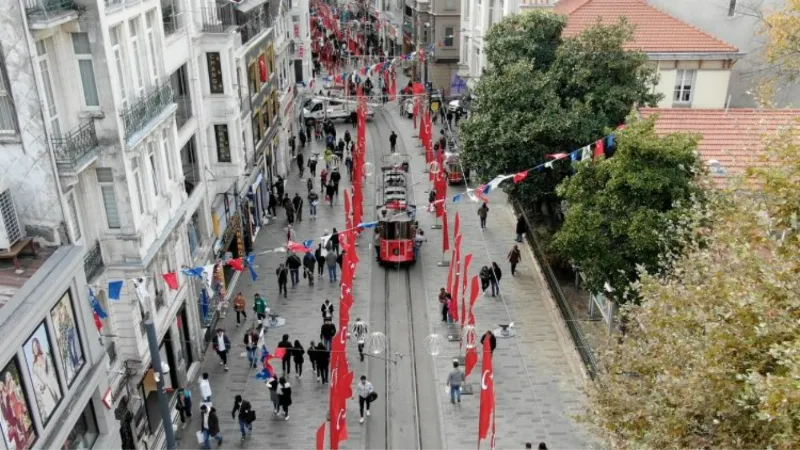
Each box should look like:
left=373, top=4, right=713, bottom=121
left=144, top=319, right=178, bottom=450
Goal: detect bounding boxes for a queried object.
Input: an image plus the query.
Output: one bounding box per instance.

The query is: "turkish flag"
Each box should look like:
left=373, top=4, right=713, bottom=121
left=344, top=189, right=352, bottom=228
left=162, top=272, right=179, bottom=290
left=460, top=254, right=473, bottom=328
left=447, top=249, right=456, bottom=302
left=469, top=275, right=480, bottom=325
left=465, top=346, right=479, bottom=378
left=442, top=208, right=450, bottom=253
left=316, top=422, right=326, bottom=450
left=513, top=170, right=529, bottom=184
left=435, top=169, right=447, bottom=218
left=451, top=234, right=462, bottom=325
left=478, top=336, right=495, bottom=442
left=228, top=258, right=245, bottom=272
left=454, top=213, right=461, bottom=243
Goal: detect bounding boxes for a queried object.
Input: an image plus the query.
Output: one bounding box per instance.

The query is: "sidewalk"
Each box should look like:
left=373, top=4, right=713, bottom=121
left=388, top=75, right=597, bottom=448
left=175, top=121, right=375, bottom=449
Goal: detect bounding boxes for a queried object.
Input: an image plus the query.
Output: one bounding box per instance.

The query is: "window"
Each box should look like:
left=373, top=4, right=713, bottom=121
left=161, top=128, right=174, bottom=180
left=463, top=0, right=470, bottom=20
left=131, top=156, right=146, bottom=214
left=0, top=45, right=18, bottom=135
left=129, top=18, right=146, bottom=97
left=728, top=0, right=736, bottom=16
left=462, top=36, right=469, bottom=62
left=96, top=168, right=121, bottom=229
left=673, top=69, right=695, bottom=105
left=252, top=114, right=260, bottom=145
left=249, top=61, right=258, bottom=96
left=71, top=33, right=100, bottom=107
left=444, top=27, right=454, bottom=47
left=214, top=124, right=231, bottom=162
left=145, top=11, right=160, bottom=86
left=147, top=142, right=160, bottom=196
left=67, top=192, right=82, bottom=242
left=35, top=39, right=61, bottom=137
left=207, top=52, right=224, bottom=94
left=60, top=401, right=98, bottom=450
left=446, top=0, right=455, bottom=9
left=488, top=0, right=495, bottom=28
left=110, top=26, right=128, bottom=109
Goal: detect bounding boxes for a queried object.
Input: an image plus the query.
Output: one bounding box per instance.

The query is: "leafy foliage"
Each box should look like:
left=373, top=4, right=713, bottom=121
left=583, top=123, right=800, bottom=449
left=459, top=12, right=660, bottom=207
left=551, top=117, right=703, bottom=301
left=760, top=0, right=800, bottom=102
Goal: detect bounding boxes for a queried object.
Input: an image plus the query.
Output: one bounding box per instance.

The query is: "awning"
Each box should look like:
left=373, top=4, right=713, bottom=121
left=235, top=0, right=267, bottom=14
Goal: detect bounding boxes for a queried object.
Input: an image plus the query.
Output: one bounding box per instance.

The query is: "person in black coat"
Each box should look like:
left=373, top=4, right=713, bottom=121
left=231, top=395, right=253, bottom=440
left=292, top=340, right=305, bottom=378
left=479, top=265, right=492, bottom=292
left=274, top=176, right=285, bottom=199
left=303, top=252, right=316, bottom=286
left=315, top=244, right=325, bottom=277
left=492, top=262, right=502, bottom=290
left=326, top=182, right=336, bottom=206
left=515, top=214, right=527, bottom=242
left=331, top=228, right=340, bottom=254
left=200, top=405, right=222, bottom=448
left=292, top=193, right=304, bottom=222
left=315, top=342, right=330, bottom=383
left=277, top=334, right=293, bottom=375
left=278, top=377, right=292, bottom=420
left=480, top=330, right=497, bottom=353
left=276, top=263, right=288, bottom=298
left=286, top=253, right=302, bottom=286
left=297, top=152, right=305, bottom=177
left=267, top=192, right=277, bottom=217
left=320, top=318, right=336, bottom=351
left=331, top=169, right=342, bottom=195
left=308, top=340, right=318, bottom=375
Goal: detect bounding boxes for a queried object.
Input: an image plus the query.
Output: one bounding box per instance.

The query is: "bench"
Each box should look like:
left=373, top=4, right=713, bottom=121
left=0, top=238, right=37, bottom=270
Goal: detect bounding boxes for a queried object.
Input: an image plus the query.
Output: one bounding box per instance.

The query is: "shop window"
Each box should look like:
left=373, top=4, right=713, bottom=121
left=207, top=52, right=224, bottom=94
left=61, top=401, right=98, bottom=449
left=249, top=61, right=258, bottom=96
left=214, top=124, right=231, bottom=162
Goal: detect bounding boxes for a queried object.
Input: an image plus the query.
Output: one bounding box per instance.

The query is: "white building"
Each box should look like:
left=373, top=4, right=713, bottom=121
left=0, top=0, right=308, bottom=445
left=459, top=0, right=745, bottom=109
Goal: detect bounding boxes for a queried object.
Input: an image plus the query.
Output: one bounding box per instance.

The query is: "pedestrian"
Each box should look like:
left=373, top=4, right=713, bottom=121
left=274, top=176, right=285, bottom=200
left=316, top=342, right=330, bottom=383
left=480, top=330, right=497, bottom=352
left=350, top=110, right=358, bottom=128
left=438, top=288, right=451, bottom=322
left=267, top=376, right=280, bottom=414
left=292, top=340, right=305, bottom=378
left=428, top=188, right=436, bottom=210
left=320, top=317, right=336, bottom=351
left=308, top=156, right=318, bottom=177
left=286, top=201, right=295, bottom=225
left=199, top=372, right=212, bottom=402
left=286, top=224, right=296, bottom=243
left=253, top=293, right=267, bottom=324
left=213, top=329, right=231, bottom=371
left=286, top=252, right=302, bottom=287
left=306, top=123, right=312, bottom=141
left=308, top=190, right=319, bottom=219
left=447, top=361, right=465, bottom=404
left=297, top=152, right=305, bottom=177
left=389, top=131, right=397, bottom=152
left=331, top=168, right=342, bottom=195
left=289, top=135, right=296, bottom=157
left=480, top=265, right=492, bottom=293
left=326, top=248, right=338, bottom=282
left=277, top=333, right=293, bottom=375
left=414, top=229, right=427, bottom=259
left=515, top=213, right=527, bottom=242
left=321, top=299, right=334, bottom=320
left=538, top=443, right=548, bottom=450
left=344, top=130, right=351, bottom=147
left=244, top=326, right=260, bottom=368
left=326, top=181, right=336, bottom=206
left=200, top=405, right=222, bottom=449
left=315, top=244, right=326, bottom=277
left=292, top=193, right=304, bottom=222
left=526, top=444, right=533, bottom=449
left=303, top=251, right=316, bottom=285
left=356, top=375, right=374, bottom=423
left=345, top=153, right=353, bottom=179
left=276, top=263, right=288, bottom=298
left=508, top=244, right=522, bottom=276
left=352, top=318, right=368, bottom=362
left=331, top=228, right=340, bottom=254
left=478, top=202, right=489, bottom=229
left=337, top=250, right=345, bottom=270
left=320, top=168, right=328, bottom=192
left=278, top=377, right=292, bottom=420
left=299, top=129, right=307, bottom=148
left=231, top=395, right=253, bottom=441
left=233, top=292, right=247, bottom=327
left=267, top=191, right=278, bottom=217
left=307, top=177, right=314, bottom=193
left=176, top=388, right=192, bottom=428
left=492, top=262, right=503, bottom=290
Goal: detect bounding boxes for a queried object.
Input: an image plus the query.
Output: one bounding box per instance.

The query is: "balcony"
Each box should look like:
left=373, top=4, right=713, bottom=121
left=202, top=4, right=272, bottom=46
left=83, top=240, right=104, bottom=282
left=25, top=0, right=79, bottom=29
left=51, top=120, right=100, bottom=175
left=121, top=82, right=174, bottom=140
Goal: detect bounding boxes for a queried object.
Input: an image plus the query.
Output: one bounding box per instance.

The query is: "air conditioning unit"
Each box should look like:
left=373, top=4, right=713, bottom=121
left=0, top=187, right=22, bottom=251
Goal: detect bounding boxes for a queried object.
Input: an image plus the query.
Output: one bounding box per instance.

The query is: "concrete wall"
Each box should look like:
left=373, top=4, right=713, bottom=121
left=647, top=0, right=800, bottom=107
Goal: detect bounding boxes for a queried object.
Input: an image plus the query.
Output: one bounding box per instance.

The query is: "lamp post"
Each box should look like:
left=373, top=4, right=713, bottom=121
left=144, top=319, right=178, bottom=450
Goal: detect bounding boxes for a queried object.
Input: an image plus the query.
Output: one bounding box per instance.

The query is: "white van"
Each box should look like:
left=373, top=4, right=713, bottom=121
left=301, top=97, right=374, bottom=126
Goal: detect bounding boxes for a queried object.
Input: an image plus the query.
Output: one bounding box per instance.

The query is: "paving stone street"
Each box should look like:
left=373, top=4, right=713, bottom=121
left=176, top=76, right=596, bottom=449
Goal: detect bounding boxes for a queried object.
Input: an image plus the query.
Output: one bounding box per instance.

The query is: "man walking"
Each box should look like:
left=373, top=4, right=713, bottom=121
left=243, top=327, right=259, bottom=368
left=356, top=376, right=374, bottom=423
left=303, top=251, right=316, bottom=286
left=277, top=334, right=293, bottom=375
left=478, top=202, right=489, bottom=229
left=200, top=405, right=222, bottom=449
left=213, top=329, right=231, bottom=371
left=320, top=318, right=336, bottom=351
left=315, top=342, right=330, bottom=383
left=321, top=299, right=334, bottom=320
left=286, top=252, right=302, bottom=287
left=199, top=372, right=212, bottom=402
left=331, top=228, right=341, bottom=255
left=276, top=263, right=288, bottom=298
left=308, top=156, right=318, bottom=176
left=292, top=193, right=304, bottom=222
left=326, top=249, right=338, bottom=282
left=515, top=213, right=527, bottom=242
left=389, top=131, right=397, bottom=152
left=253, top=293, right=268, bottom=325
left=297, top=152, right=305, bottom=177
left=308, top=190, right=319, bottom=219
left=447, top=361, right=465, bottom=404
left=352, top=318, right=368, bottom=362
left=507, top=244, right=522, bottom=276
left=233, top=292, right=247, bottom=327
left=331, top=169, right=342, bottom=198
left=231, top=395, right=254, bottom=441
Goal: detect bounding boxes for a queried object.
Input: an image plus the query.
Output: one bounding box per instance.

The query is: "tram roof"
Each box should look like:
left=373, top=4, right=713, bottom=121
left=377, top=205, right=416, bottom=222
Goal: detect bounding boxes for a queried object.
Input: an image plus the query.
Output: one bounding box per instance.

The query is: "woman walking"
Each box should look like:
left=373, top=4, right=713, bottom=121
left=267, top=377, right=280, bottom=415
left=308, top=340, right=318, bottom=377
left=507, top=245, right=522, bottom=276
left=278, top=377, right=292, bottom=420
left=492, top=262, right=503, bottom=289
left=233, top=292, right=247, bottom=327
left=292, top=340, right=305, bottom=379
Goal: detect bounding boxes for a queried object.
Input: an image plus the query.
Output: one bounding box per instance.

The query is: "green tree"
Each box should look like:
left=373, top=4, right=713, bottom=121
left=459, top=12, right=659, bottom=210
left=583, top=123, right=800, bottom=449
left=759, top=0, right=800, bottom=102
left=551, top=117, right=703, bottom=301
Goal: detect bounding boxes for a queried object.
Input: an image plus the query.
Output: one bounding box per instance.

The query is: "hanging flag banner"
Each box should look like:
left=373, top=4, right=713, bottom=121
left=108, top=280, right=123, bottom=301
left=162, top=272, right=179, bottom=291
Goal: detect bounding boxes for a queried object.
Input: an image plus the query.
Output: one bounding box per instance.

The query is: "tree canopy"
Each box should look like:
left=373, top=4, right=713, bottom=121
left=760, top=0, right=800, bottom=101
left=551, top=117, right=703, bottom=301
left=459, top=11, right=660, bottom=208
left=583, top=124, right=800, bottom=449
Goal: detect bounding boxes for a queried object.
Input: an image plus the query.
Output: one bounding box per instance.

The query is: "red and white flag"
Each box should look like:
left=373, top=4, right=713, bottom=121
left=460, top=254, right=473, bottom=328
left=478, top=336, right=495, bottom=444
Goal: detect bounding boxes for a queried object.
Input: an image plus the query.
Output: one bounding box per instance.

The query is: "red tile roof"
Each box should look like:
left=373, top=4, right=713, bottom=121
left=639, top=108, right=800, bottom=188
left=554, top=0, right=739, bottom=54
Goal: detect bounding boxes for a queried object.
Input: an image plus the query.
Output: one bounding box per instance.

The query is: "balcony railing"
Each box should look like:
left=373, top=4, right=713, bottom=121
left=83, top=240, right=104, bottom=282
left=51, top=120, right=99, bottom=171
left=201, top=4, right=271, bottom=46
left=25, top=0, right=77, bottom=23
left=174, top=95, right=192, bottom=130
left=121, top=82, right=174, bottom=140
left=106, top=341, right=118, bottom=365
left=241, top=12, right=271, bottom=45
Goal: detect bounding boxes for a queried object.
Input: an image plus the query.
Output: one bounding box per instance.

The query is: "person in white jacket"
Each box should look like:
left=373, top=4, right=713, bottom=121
left=356, top=376, right=374, bottom=423
left=199, top=372, right=212, bottom=402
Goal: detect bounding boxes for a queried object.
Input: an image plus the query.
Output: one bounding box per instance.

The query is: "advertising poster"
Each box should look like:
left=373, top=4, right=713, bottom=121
left=50, top=291, right=85, bottom=387
left=22, top=323, right=63, bottom=426
left=0, top=358, right=37, bottom=450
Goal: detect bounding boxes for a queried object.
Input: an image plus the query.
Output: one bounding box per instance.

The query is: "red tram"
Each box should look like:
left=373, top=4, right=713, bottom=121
left=376, top=167, right=418, bottom=265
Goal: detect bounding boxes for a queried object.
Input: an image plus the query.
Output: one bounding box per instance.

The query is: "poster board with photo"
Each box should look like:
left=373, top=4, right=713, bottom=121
left=0, top=358, right=37, bottom=450
left=49, top=291, right=85, bottom=388
left=22, top=323, right=63, bottom=427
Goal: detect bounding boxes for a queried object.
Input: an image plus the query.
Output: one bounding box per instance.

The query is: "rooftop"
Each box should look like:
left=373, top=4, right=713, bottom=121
left=638, top=108, right=800, bottom=187
left=0, top=243, right=54, bottom=308
left=554, top=0, right=739, bottom=54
